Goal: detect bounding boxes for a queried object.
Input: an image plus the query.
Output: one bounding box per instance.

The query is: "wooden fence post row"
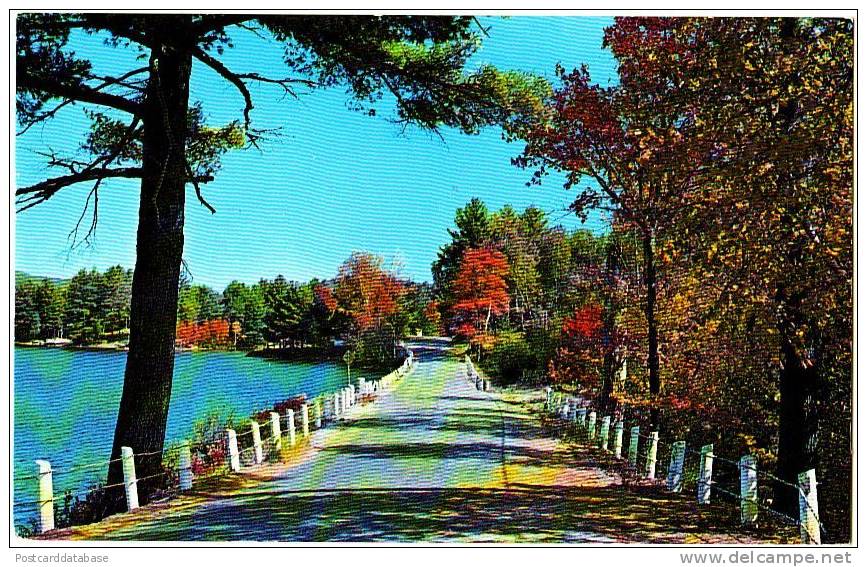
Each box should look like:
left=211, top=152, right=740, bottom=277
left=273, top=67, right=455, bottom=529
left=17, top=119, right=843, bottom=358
left=543, top=397, right=823, bottom=544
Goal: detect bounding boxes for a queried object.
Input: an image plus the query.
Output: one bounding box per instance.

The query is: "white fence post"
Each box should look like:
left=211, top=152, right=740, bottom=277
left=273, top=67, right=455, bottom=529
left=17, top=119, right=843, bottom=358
left=587, top=411, right=597, bottom=442
left=613, top=421, right=624, bottom=459
left=301, top=404, right=310, bottom=437
left=600, top=416, right=611, bottom=450
left=270, top=412, right=282, bottom=451
left=285, top=409, right=296, bottom=447
left=576, top=408, right=587, bottom=429
left=314, top=399, right=323, bottom=429
left=697, top=444, right=714, bottom=505
left=334, top=392, right=341, bottom=417
left=250, top=421, right=263, bottom=464
left=121, top=446, right=139, bottom=511
left=226, top=429, right=241, bottom=472
left=798, top=469, right=821, bottom=544
left=666, top=440, right=686, bottom=492
left=628, top=426, right=640, bottom=469
left=645, top=431, right=659, bottom=479
left=35, top=460, right=54, bottom=533
left=739, top=455, right=758, bottom=525
left=179, top=441, right=193, bottom=491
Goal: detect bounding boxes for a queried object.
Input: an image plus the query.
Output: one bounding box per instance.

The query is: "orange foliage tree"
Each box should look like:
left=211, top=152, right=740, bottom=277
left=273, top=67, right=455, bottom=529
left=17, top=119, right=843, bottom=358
left=175, top=318, right=230, bottom=348
left=450, top=247, right=510, bottom=356
left=335, top=252, right=405, bottom=364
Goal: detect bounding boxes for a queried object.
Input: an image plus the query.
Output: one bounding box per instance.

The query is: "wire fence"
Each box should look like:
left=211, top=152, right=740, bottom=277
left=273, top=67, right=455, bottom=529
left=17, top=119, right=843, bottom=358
left=542, top=390, right=820, bottom=544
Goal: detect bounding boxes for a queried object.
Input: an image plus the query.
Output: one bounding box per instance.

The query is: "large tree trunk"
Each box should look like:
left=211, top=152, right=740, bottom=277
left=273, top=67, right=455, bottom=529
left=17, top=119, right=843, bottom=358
left=598, top=237, right=621, bottom=414
left=773, top=290, right=821, bottom=518
left=106, top=19, right=192, bottom=512
left=642, top=230, right=661, bottom=427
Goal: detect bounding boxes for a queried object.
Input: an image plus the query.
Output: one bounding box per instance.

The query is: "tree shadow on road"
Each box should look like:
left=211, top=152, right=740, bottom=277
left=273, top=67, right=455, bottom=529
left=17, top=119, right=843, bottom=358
left=92, top=483, right=797, bottom=543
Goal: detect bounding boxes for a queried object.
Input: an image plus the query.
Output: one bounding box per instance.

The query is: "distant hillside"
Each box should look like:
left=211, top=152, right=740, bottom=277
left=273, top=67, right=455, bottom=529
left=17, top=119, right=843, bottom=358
left=15, top=271, right=68, bottom=287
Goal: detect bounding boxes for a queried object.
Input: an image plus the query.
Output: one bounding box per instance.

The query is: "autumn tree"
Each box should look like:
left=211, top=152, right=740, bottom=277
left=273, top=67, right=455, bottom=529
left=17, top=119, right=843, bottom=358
left=450, top=247, right=510, bottom=357
left=604, top=16, right=853, bottom=534
left=334, top=252, right=405, bottom=365
left=432, top=197, right=493, bottom=307
left=514, top=58, right=717, bottom=425
left=550, top=303, right=604, bottom=388
left=489, top=205, right=544, bottom=328
left=17, top=14, right=545, bottom=507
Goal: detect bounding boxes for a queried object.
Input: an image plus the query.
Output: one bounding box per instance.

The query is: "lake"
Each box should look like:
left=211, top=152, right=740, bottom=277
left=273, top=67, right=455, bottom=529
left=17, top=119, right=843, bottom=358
left=13, top=346, right=382, bottom=527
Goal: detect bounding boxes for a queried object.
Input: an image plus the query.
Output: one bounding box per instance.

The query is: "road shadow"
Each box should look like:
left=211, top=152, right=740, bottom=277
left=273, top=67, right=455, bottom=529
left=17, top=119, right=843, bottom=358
left=94, top=483, right=797, bottom=543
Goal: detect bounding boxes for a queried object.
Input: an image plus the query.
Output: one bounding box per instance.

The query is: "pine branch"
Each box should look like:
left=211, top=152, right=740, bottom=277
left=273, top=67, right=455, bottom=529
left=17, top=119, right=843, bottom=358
left=17, top=74, right=142, bottom=116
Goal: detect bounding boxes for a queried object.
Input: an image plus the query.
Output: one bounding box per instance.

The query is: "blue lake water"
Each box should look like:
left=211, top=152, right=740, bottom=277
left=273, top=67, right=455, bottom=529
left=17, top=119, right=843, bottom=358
left=13, top=347, right=380, bottom=526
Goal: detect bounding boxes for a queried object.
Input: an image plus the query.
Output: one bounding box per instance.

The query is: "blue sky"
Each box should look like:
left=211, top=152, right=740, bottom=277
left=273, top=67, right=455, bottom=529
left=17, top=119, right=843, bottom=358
left=15, top=16, right=618, bottom=289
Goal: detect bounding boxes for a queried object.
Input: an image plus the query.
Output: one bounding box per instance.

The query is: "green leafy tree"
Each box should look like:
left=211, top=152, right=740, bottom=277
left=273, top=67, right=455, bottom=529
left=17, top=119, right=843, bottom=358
left=433, top=197, right=493, bottom=307
left=35, top=279, right=66, bottom=339
left=262, top=276, right=314, bottom=347
left=14, top=281, right=41, bottom=341
left=223, top=280, right=265, bottom=347
left=102, top=265, right=132, bottom=335
left=64, top=269, right=105, bottom=343
left=176, top=284, right=201, bottom=324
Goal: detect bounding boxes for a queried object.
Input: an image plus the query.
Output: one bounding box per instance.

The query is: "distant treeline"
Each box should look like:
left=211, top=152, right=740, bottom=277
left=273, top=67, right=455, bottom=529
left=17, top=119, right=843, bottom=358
left=15, top=254, right=440, bottom=367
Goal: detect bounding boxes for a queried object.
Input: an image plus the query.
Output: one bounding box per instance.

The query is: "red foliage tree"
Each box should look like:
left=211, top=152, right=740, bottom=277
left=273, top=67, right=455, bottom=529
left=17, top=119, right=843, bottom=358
left=314, top=283, right=337, bottom=315
left=550, top=304, right=606, bottom=390
left=450, top=247, right=510, bottom=353
left=175, top=318, right=230, bottom=348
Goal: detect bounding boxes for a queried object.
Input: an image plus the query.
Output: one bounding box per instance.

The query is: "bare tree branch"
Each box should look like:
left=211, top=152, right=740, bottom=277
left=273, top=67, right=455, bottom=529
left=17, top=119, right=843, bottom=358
left=16, top=167, right=143, bottom=210
left=16, top=168, right=214, bottom=211
left=68, top=177, right=103, bottom=249
left=191, top=46, right=254, bottom=130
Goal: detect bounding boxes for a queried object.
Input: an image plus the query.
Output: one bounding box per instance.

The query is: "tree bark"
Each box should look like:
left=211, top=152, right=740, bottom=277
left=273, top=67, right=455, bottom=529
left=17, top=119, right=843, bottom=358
left=106, top=18, right=192, bottom=512
left=773, top=290, right=821, bottom=517
left=642, top=230, right=661, bottom=427
left=598, top=237, right=621, bottom=414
